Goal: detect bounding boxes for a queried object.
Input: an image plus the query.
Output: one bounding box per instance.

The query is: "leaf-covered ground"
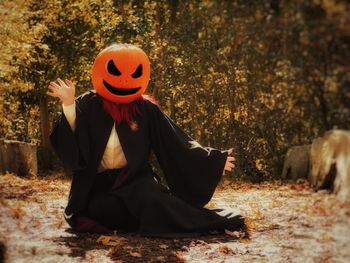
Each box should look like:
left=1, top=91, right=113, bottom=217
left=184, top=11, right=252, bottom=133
left=0, top=173, right=349, bottom=263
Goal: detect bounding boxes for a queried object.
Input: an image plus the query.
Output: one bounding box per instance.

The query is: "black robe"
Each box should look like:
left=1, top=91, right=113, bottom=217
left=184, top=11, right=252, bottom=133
left=50, top=91, right=245, bottom=237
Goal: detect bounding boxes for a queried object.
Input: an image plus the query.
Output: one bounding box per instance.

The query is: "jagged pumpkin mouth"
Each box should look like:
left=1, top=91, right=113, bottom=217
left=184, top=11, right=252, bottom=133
left=103, top=80, right=141, bottom=96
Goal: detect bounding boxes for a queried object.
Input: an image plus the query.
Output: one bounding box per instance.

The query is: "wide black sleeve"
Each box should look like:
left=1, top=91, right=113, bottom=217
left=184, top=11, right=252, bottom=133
left=145, top=100, right=228, bottom=208
left=49, top=91, right=94, bottom=171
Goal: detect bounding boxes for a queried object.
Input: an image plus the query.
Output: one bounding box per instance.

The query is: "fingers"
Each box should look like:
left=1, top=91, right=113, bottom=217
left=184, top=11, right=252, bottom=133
left=57, top=78, right=68, bottom=88
left=227, top=156, right=235, bottom=162
left=46, top=91, right=59, bottom=97
left=48, top=83, right=60, bottom=97
left=224, top=160, right=235, bottom=171
left=48, top=79, right=63, bottom=99
left=223, top=148, right=236, bottom=174
left=49, top=81, right=60, bottom=90
left=228, top=162, right=235, bottom=168
left=64, top=79, right=75, bottom=89
left=226, top=161, right=235, bottom=169
left=47, top=78, right=75, bottom=102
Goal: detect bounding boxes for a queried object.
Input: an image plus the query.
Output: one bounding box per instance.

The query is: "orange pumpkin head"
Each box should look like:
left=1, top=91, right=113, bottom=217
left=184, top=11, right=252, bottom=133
left=91, top=44, right=151, bottom=104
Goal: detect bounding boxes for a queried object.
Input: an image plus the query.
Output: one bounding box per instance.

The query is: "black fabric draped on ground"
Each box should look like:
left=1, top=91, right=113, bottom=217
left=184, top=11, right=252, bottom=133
left=87, top=169, right=245, bottom=237
left=50, top=91, right=245, bottom=237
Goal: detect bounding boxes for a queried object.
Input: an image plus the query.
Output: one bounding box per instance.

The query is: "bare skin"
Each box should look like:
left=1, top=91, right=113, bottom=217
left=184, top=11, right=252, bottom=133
left=47, top=78, right=75, bottom=106
left=47, top=78, right=235, bottom=174
left=225, top=148, right=235, bottom=173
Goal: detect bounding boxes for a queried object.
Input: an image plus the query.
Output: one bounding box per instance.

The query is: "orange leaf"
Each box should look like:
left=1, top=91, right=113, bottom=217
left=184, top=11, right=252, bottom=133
left=11, top=203, right=25, bottom=219
left=96, top=235, right=123, bottom=246
left=219, top=245, right=230, bottom=254
left=130, top=252, right=142, bottom=258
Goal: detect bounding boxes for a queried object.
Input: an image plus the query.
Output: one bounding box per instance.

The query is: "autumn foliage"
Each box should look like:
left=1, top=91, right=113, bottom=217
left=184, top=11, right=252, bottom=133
left=0, top=0, right=349, bottom=179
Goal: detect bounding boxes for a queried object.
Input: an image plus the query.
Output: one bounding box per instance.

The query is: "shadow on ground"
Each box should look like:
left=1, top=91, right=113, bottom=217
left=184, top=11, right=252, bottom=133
left=53, top=229, right=242, bottom=262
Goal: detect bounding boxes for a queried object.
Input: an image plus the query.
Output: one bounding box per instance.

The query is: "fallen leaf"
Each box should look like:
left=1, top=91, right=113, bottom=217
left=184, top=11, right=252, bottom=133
left=97, top=235, right=125, bottom=246
left=224, top=229, right=241, bottom=238
left=245, top=218, right=260, bottom=231
left=55, top=219, right=64, bottom=228
left=268, top=224, right=280, bottom=230
left=108, top=246, right=123, bottom=257
left=219, top=245, right=231, bottom=254
left=252, top=209, right=264, bottom=219
left=294, top=184, right=304, bottom=192
left=174, top=251, right=186, bottom=263
left=0, top=198, right=8, bottom=207
left=32, top=219, right=41, bottom=228
left=39, top=204, right=47, bottom=212
left=11, top=203, right=25, bottom=219
left=159, top=244, right=168, bottom=249
left=97, top=235, right=112, bottom=245
left=207, top=202, right=216, bottom=208
left=130, top=251, right=142, bottom=258
left=16, top=220, right=28, bottom=233
left=240, top=239, right=250, bottom=244
left=156, top=256, right=166, bottom=262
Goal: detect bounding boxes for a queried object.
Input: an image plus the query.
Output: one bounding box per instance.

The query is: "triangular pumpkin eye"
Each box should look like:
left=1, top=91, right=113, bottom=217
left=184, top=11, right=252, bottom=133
left=107, top=60, right=122, bottom=76
left=132, top=64, right=143, bottom=78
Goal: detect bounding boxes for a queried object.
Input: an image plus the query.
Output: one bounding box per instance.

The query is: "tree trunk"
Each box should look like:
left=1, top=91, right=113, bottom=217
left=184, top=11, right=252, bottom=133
left=0, top=139, right=38, bottom=176
left=168, top=0, right=179, bottom=23
left=39, top=96, right=53, bottom=171
left=190, top=94, right=201, bottom=141
left=152, top=1, right=165, bottom=99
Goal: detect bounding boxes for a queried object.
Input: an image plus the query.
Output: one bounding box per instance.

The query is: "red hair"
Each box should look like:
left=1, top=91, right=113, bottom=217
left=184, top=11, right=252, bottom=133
left=102, top=94, right=158, bottom=126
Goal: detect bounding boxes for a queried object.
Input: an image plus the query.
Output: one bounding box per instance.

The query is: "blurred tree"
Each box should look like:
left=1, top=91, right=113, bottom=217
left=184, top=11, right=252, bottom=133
left=0, top=0, right=349, bottom=179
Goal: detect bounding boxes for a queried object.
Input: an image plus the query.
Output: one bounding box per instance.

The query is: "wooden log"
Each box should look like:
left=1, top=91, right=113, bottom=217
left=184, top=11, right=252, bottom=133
left=309, top=130, right=350, bottom=201
left=281, top=145, right=311, bottom=181
left=0, top=139, right=37, bottom=177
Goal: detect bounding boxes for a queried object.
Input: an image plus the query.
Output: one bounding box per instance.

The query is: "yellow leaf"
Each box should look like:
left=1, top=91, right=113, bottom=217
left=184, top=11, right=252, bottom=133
left=240, top=239, right=250, bottom=244
left=207, top=202, right=216, bottom=209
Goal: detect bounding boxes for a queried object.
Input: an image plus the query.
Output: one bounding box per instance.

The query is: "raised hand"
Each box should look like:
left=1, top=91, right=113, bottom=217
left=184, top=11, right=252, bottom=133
left=223, top=148, right=235, bottom=174
left=47, top=78, right=76, bottom=106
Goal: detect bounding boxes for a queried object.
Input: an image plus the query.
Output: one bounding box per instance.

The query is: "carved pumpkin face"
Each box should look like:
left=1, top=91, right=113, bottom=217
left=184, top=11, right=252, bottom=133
left=91, top=44, right=150, bottom=103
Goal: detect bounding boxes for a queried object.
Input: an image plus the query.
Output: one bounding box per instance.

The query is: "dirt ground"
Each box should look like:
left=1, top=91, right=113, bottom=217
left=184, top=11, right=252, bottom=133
left=0, top=173, right=349, bottom=263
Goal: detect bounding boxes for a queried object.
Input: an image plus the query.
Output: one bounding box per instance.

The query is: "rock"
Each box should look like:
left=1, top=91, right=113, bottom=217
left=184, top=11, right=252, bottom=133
left=309, top=137, right=334, bottom=190
left=309, top=130, right=350, bottom=201
left=0, top=139, right=38, bottom=177
left=281, top=145, right=311, bottom=181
